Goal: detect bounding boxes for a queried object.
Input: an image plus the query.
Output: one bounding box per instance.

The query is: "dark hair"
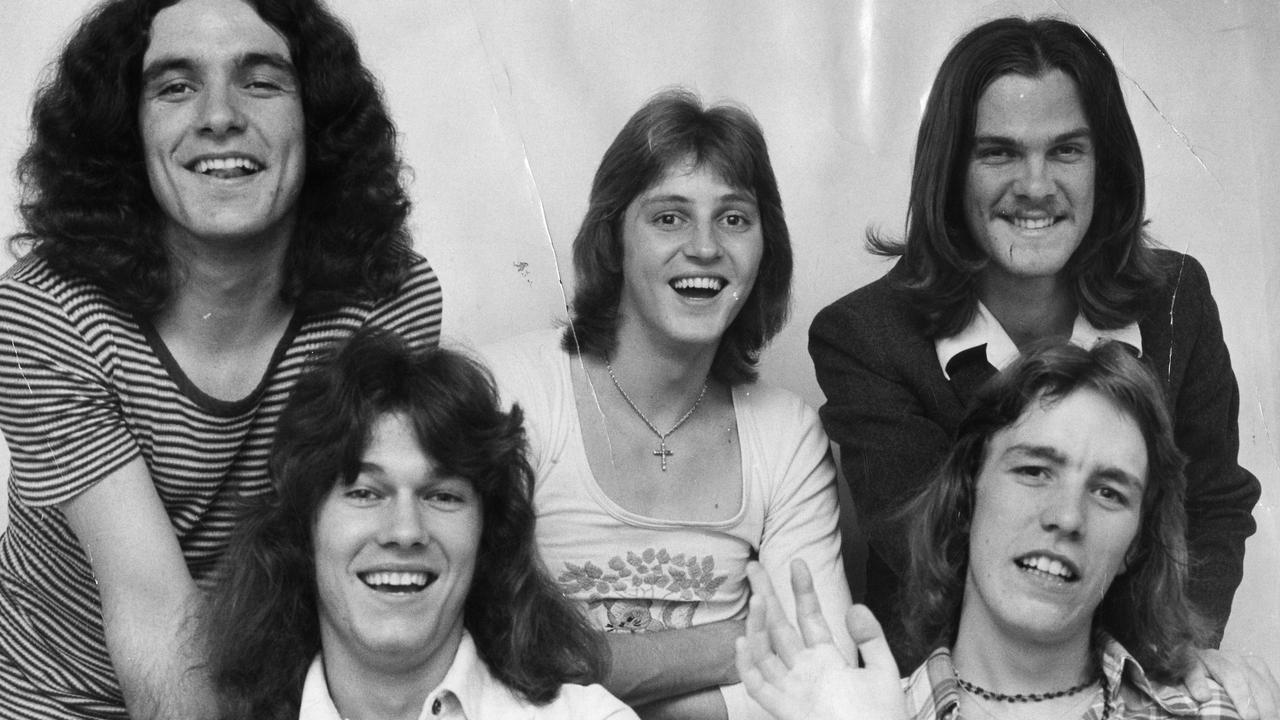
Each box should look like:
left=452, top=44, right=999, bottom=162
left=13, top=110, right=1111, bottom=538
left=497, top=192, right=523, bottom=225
left=9, top=0, right=411, bottom=314
left=563, top=88, right=793, bottom=385
left=203, top=329, right=606, bottom=719
left=869, top=17, right=1168, bottom=337
left=901, top=341, right=1208, bottom=682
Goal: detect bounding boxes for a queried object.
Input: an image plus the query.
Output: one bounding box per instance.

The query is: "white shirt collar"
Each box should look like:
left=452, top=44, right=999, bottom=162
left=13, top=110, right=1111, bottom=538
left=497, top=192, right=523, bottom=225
left=298, top=630, right=521, bottom=720
left=934, top=301, right=1142, bottom=380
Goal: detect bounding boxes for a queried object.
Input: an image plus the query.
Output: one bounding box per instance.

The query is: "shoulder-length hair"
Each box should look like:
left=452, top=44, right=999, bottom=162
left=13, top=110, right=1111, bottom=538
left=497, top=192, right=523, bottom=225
left=563, top=88, right=793, bottom=385
left=870, top=17, right=1168, bottom=337
left=10, top=0, right=411, bottom=315
left=901, top=341, right=1208, bottom=683
left=203, top=329, right=606, bottom=720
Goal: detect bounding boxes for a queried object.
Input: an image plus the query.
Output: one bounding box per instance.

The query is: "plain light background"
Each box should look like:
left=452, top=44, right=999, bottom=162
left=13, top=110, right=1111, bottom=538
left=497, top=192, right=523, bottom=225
left=2, top=0, right=1277, bottom=669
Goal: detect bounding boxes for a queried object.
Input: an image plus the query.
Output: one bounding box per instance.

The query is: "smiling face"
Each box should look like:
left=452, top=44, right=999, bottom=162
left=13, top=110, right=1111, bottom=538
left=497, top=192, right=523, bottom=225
left=964, top=70, right=1096, bottom=290
left=615, top=157, right=764, bottom=352
left=313, top=412, right=481, bottom=680
left=961, top=387, right=1146, bottom=649
left=139, top=0, right=305, bottom=250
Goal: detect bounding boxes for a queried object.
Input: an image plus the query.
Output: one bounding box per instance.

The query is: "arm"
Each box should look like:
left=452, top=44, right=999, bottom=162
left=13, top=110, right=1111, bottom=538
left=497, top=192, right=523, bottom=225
left=61, top=458, right=217, bottom=719
left=735, top=561, right=906, bottom=720
left=756, top=396, right=856, bottom=663
left=0, top=280, right=216, bottom=718
left=602, top=620, right=741, bottom=709
left=808, top=298, right=955, bottom=578
left=1163, top=257, right=1260, bottom=638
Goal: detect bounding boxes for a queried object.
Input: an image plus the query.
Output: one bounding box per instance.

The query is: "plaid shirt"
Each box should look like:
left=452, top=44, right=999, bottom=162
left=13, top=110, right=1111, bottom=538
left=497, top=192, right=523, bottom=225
left=902, top=635, right=1240, bottom=720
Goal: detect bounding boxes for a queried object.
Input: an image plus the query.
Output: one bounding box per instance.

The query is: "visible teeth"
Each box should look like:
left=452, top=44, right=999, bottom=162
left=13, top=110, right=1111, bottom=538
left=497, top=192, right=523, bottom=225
left=192, top=157, right=262, bottom=174
left=361, top=571, right=430, bottom=589
left=1020, top=556, right=1074, bottom=580
left=1010, top=216, right=1054, bottom=230
left=672, top=277, right=725, bottom=291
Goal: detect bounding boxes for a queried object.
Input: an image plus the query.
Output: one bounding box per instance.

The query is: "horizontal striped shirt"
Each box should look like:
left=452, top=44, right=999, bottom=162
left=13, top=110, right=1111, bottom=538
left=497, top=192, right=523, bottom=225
left=0, top=253, right=441, bottom=718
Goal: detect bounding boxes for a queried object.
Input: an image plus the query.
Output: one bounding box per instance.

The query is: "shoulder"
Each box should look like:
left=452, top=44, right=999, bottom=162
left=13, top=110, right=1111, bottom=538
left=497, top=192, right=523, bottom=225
left=1100, top=635, right=1241, bottom=719
left=0, top=254, right=131, bottom=340
left=532, top=683, right=637, bottom=720
left=810, top=263, right=929, bottom=352
left=379, top=252, right=443, bottom=307
left=1148, top=249, right=1212, bottom=299
left=734, top=381, right=819, bottom=427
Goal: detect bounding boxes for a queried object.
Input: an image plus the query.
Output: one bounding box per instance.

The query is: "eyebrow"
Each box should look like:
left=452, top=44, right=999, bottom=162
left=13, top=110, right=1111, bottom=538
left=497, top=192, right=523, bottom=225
left=141, top=51, right=296, bottom=85
left=1002, top=443, right=1145, bottom=489
left=637, top=191, right=758, bottom=207
left=972, top=127, right=1093, bottom=147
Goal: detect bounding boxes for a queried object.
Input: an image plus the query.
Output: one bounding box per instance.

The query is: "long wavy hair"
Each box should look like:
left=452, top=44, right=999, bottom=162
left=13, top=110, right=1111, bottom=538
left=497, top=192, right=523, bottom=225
left=901, top=341, right=1208, bottom=682
left=563, top=87, right=793, bottom=385
left=9, top=0, right=412, bottom=314
left=868, top=17, right=1169, bottom=338
left=203, top=329, right=607, bottom=719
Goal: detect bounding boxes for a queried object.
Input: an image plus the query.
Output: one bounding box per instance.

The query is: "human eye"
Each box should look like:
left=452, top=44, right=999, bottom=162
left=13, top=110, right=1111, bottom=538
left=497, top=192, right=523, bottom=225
left=651, top=211, right=686, bottom=229
left=719, top=210, right=756, bottom=232
left=1092, top=482, right=1134, bottom=509
left=974, top=144, right=1016, bottom=164
left=150, top=78, right=197, bottom=100
left=1011, top=465, right=1050, bottom=483
left=1052, top=142, right=1091, bottom=162
left=425, top=480, right=477, bottom=510
left=343, top=485, right=381, bottom=504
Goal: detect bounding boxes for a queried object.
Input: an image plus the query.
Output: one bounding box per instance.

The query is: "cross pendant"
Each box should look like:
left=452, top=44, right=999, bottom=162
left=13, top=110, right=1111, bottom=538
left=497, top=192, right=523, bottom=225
left=653, top=441, right=673, bottom=472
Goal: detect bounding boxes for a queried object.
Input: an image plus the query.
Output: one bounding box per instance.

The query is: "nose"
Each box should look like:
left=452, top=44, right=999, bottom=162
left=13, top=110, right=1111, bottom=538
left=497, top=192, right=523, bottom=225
left=197, top=82, right=246, bottom=136
left=378, top=497, right=429, bottom=547
left=683, top=221, right=724, bottom=261
left=1039, top=484, right=1085, bottom=538
left=1014, top=155, right=1055, bottom=201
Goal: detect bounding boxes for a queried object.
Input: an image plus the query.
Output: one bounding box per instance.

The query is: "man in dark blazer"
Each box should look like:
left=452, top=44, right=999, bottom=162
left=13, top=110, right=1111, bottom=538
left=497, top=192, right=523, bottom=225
left=809, top=16, right=1259, bottom=672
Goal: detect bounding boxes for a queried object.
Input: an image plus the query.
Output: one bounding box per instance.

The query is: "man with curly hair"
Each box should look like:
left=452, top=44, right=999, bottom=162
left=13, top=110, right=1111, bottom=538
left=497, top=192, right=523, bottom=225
left=0, top=0, right=441, bottom=717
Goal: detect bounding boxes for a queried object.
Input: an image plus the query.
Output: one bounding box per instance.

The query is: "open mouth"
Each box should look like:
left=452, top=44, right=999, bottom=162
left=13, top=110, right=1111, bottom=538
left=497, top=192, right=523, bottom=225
left=670, top=276, right=726, bottom=299
left=1015, top=554, right=1079, bottom=582
left=187, top=156, right=263, bottom=180
left=1000, top=213, right=1059, bottom=231
left=357, top=570, right=437, bottom=594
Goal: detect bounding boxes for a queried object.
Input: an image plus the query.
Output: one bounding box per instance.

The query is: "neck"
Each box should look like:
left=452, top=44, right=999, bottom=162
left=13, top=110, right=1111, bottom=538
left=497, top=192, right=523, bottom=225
left=978, top=271, right=1076, bottom=349
left=952, top=609, right=1094, bottom=698
left=323, top=633, right=461, bottom=720
left=602, top=324, right=716, bottom=424
left=155, top=228, right=292, bottom=340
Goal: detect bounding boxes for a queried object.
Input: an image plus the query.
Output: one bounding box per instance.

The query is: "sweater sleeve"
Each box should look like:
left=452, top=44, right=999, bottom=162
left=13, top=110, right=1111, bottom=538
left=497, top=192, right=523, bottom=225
left=0, top=275, right=140, bottom=507
left=808, top=296, right=954, bottom=577
left=1163, top=256, right=1260, bottom=642
left=755, top=390, right=856, bottom=661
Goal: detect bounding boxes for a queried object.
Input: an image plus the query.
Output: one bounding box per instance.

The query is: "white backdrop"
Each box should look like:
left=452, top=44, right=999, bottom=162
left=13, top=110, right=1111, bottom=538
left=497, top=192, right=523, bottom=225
left=3, top=0, right=1277, bottom=668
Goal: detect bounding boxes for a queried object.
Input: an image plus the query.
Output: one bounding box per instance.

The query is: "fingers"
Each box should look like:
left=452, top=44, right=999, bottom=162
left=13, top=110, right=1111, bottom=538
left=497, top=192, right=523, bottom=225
left=1241, top=655, right=1279, bottom=720
left=735, top=635, right=790, bottom=719
left=1198, top=648, right=1270, bottom=720
left=846, top=604, right=898, bottom=676
left=790, top=559, right=836, bottom=649
left=747, top=562, right=803, bottom=665
left=1185, top=654, right=1212, bottom=702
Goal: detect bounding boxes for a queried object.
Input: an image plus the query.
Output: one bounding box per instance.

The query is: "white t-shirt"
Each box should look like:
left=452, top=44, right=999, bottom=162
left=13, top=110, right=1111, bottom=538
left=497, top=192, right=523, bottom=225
left=482, top=329, right=854, bottom=719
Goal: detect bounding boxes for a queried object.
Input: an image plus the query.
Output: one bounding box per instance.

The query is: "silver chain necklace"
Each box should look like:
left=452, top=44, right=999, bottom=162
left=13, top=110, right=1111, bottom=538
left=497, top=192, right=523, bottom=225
left=604, top=359, right=708, bottom=472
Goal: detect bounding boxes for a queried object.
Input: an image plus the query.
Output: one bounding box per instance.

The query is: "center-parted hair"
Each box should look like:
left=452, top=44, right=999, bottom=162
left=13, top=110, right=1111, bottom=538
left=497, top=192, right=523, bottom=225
left=563, top=88, right=793, bottom=385
left=870, top=17, right=1169, bottom=338
left=202, top=329, right=606, bottom=719
left=10, top=0, right=412, bottom=314
left=901, top=341, right=1208, bottom=682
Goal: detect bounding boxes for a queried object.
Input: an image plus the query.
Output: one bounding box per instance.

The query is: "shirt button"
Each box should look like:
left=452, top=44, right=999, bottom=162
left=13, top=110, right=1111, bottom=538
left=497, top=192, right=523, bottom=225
left=431, top=698, right=442, bottom=715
